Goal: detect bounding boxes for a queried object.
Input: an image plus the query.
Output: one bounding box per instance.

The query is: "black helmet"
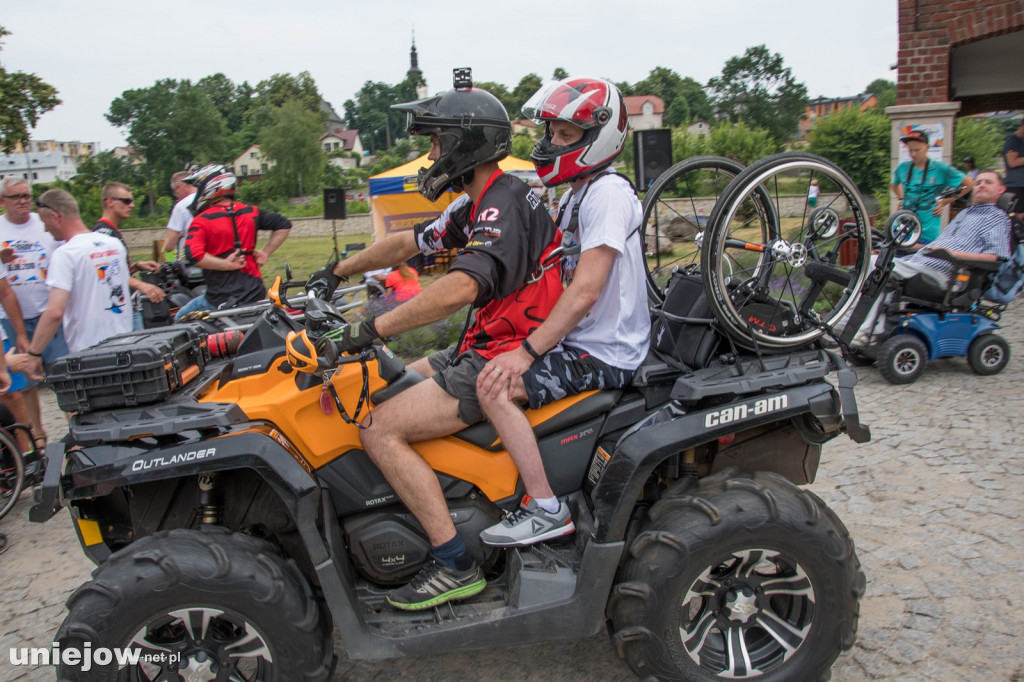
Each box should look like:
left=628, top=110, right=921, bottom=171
left=392, top=81, right=511, bottom=201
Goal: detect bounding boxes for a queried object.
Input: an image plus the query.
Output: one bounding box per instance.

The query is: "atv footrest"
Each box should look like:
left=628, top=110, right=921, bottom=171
left=671, top=349, right=832, bottom=403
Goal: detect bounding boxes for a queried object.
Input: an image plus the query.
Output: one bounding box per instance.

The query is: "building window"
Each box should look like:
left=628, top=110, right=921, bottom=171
left=324, top=143, right=331, bottom=152
left=261, top=164, right=268, bottom=174
left=250, top=151, right=258, bottom=159
left=240, top=165, right=248, bottom=176
left=333, top=142, right=340, bottom=150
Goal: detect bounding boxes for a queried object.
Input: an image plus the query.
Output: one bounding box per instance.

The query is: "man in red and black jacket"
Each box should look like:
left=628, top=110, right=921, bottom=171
left=174, top=165, right=291, bottom=319
left=304, top=79, right=561, bottom=612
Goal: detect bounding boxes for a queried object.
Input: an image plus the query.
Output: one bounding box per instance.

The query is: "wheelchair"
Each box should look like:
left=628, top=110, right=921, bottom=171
left=844, top=195, right=1020, bottom=384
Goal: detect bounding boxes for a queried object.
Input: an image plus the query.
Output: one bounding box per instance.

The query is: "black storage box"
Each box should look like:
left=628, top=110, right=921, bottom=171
left=49, top=324, right=210, bottom=413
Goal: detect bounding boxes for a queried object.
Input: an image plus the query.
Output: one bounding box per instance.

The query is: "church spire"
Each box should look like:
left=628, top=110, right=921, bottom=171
left=408, top=29, right=427, bottom=99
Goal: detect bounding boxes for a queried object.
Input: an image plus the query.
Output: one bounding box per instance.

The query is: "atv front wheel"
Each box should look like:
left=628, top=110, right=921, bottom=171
left=56, top=526, right=334, bottom=681
left=608, top=469, right=863, bottom=681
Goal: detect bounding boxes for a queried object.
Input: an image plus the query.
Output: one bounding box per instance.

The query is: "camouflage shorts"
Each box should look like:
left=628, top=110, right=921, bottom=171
left=521, top=346, right=633, bottom=410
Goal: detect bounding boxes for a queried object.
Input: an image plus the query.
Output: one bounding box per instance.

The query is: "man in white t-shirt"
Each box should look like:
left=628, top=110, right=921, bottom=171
left=15, top=189, right=132, bottom=380
left=0, top=178, right=68, bottom=447
left=475, top=77, right=650, bottom=546
left=163, top=171, right=198, bottom=258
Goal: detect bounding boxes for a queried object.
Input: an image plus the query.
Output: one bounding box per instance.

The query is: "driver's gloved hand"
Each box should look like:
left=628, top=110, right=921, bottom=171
left=306, top=262, right=345, bottom=300
left=326, top=316, right=381, bottom=354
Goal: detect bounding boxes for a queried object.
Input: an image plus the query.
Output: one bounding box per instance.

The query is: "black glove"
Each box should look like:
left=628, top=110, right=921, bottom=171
left=326, top=316, right=381, bottom=354
left=306, top=262, right=345, bottom=300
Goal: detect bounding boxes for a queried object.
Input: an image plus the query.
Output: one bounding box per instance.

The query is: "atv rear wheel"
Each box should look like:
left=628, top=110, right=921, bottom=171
left=56, top=526, right=333, bottom=681
left=608, top=469, right=863, bottom=681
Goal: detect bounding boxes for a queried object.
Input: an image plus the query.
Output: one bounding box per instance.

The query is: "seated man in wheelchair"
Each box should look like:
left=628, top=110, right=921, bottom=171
left=852, top=170, right=1012, bottom=345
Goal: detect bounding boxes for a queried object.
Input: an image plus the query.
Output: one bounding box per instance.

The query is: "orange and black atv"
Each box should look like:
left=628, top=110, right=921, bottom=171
left=32, top=266, right=870, bottom=681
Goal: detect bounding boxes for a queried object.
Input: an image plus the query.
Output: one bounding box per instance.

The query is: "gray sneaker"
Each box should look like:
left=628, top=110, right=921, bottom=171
left=480, top=497, right=575, bottom=547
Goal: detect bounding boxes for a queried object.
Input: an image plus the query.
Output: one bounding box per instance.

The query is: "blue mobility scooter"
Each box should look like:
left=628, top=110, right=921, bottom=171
left=844, top=196, right=1019, bottom=384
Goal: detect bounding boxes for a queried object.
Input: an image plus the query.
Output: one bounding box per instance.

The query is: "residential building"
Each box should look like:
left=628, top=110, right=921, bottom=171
left=11, top=139, right=98, bottom=163
left=0, top=151, right=78, bottom=184
left=320, top=130, right=364, bottom=169
left=800, top=93, right=879, bottom=138
left=232, top=144, right=271, bottom=180
left=510, top=118, right=538, bottom=135
left=624, top=96, right=665, bottom=130
left=687, top=119, right=711, bottom=137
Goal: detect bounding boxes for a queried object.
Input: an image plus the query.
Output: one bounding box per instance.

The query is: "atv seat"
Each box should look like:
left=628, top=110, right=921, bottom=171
left=453, top=389, right=623, bottom=452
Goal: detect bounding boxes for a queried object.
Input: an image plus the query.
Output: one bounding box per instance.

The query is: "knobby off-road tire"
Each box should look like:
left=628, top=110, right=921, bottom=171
left=608, top=469, right=864, bottom=681
left=56, top=526, right=333, bottom=682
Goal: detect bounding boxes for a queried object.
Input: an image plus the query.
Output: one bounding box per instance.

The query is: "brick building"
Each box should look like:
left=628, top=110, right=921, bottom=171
left=888, top=0, right=1023, bottom=218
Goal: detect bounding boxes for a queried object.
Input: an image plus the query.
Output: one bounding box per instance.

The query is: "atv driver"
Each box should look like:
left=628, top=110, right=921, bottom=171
left=304, top=71, right=563, bottom=610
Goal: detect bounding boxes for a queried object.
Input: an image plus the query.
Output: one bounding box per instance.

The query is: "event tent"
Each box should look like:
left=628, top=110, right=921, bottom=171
left=368, top=154, right=537, bottom=241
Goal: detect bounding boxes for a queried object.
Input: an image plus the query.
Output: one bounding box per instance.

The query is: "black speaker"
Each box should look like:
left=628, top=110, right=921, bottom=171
left=324, top=188, right=347, bottom=220
left=634, top=129, right=673, bottom=190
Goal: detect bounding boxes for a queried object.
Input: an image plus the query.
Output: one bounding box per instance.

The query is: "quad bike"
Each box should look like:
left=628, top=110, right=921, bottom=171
left=33, top=153, right=872, bottom=681
left=135, top=260, right=208, bottom=328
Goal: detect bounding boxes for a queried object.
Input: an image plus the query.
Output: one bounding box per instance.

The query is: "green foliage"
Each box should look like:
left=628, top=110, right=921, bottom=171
left=552, top=67, right=568, bottom=80
left=0, top=26, right=61, bottom=153
left=808, top=107, right=890, bottom=194
left=512, top=130, right=535, bottom=159
left=953, top=117, right=1003, bottom=171
left=344, top=81, right=406, bottom=154
left=510, top=73, right=543, bottom=118
left=708, top=122, right=781, bottom=165
left=672, top=130, right=712, bottom=162
left=865, top=78, right=896, bottom=110
left=74, top=151, right=143, bottom=189
left=259, top=100, right=326, bottom=197
left=707, top=45, right=808, bottom=143
left=107, top=78, right=230, bottom=192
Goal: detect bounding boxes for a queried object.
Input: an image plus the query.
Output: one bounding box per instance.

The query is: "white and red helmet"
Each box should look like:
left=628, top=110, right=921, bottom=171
left=522, top=76, right=627, bottom=186
left=185, top=164, right=237, bottom=215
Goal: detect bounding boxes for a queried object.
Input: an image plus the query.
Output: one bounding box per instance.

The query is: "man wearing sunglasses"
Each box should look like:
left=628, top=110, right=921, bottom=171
left=0, top=179, right=66, bottom=449
left=14, top=189, right=132, bottom=379
left=93, top=183, right=164, bottom=329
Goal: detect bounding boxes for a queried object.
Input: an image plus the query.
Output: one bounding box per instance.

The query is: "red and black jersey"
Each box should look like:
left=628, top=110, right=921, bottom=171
left=92, top=219, right=133, bottom=269
left=415, top=171, right=562, bottom=359
left=183, top=201, right=291, bottom=307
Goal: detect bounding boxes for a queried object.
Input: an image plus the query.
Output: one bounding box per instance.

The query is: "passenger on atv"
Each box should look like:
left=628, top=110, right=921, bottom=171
left=475, top=76, right=648, bottom=548
left=850, top=170, right=1011, bottom=347
left=303, top=71, right=563, bottom=611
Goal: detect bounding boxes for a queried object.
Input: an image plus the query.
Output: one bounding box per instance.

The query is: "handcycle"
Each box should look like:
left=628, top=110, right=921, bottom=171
left=0, top=422, right=44, bottom=522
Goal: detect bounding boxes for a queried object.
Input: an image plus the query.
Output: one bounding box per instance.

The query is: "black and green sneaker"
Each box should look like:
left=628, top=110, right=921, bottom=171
left=386, top=557, right=486, bottom=611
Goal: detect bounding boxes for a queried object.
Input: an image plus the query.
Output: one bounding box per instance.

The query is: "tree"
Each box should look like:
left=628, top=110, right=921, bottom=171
left=953, top=116, right=1003, bottom=171
left=259, top=100, right=326, bottom=198
left=808, top=107, right=890, bottom=194
left=552, top=67, right=568, bottom=80
left=475, top=81, right=515, bottom=116
left=107, top=78, right=229, bottom=210
left=865, top=78, right=896, bottom=110
left=0, top=26, right=61, bottom=153
left=344, top=81, right=406, bottom=153
left=510, top=73, right=543, bottom=118
left=634, top=67, right=687, bottom=111
left=665, top=96, right=692, bottom=128
left=251, top=71, right=323, bottom=115
left=678, top=77, right=713, bottom=122
left=512, top=130, right=535, bottom=159
left=73, top=151, right=143, bottom=189
left=708, top=122, right=780, bottom=165
left=707, top=45, right=808, bottom=143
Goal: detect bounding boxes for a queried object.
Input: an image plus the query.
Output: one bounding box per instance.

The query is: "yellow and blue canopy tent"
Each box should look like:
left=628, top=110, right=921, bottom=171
left=368, top=153, right=537, bottom=242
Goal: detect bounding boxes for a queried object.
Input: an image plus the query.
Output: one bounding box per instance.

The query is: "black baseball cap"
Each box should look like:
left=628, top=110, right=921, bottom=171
left=900, top=130, right=929, bottom=145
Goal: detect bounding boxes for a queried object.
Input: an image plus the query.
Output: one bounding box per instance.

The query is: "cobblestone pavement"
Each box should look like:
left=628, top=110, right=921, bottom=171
left=1, top=305, right=1022, bottom=681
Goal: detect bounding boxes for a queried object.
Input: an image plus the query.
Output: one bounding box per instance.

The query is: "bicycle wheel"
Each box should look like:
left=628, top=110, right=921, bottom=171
left=702, top=153, right=871, bottom=350
left=0, top=428, right=25, bottom=521
left=641, top=156, right=747, bottom=302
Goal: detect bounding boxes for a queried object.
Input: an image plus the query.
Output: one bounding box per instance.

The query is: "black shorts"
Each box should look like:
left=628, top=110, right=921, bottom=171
left=427, top=347, right=490, bottom=425
left=521, top=346, right=633, bottom=410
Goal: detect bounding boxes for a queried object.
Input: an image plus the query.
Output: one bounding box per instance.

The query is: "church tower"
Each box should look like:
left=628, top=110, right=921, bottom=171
left=408, top=31, right=428, bottom=99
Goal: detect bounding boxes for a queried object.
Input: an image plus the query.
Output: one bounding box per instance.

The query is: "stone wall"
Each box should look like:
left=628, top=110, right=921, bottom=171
left=121, top=213, right=374, bottom=253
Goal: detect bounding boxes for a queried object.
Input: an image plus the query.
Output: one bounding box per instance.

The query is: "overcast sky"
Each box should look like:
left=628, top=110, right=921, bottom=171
left=3, top=0, right=898, bottom=151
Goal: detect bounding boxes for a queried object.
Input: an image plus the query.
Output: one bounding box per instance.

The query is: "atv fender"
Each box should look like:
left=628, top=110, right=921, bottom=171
left=590, top=381, right=845, bottom=543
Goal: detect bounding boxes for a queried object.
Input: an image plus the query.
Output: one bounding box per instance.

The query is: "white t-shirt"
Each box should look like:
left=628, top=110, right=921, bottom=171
left=46, top=232, right=132, bottom=352
left=166, top=193, right=195, bottom=257
left=0, top=261, right=7, bottom=341
left=0, top=212, right=61, bottom=319
left=560, top=173, right=650, bottom=371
